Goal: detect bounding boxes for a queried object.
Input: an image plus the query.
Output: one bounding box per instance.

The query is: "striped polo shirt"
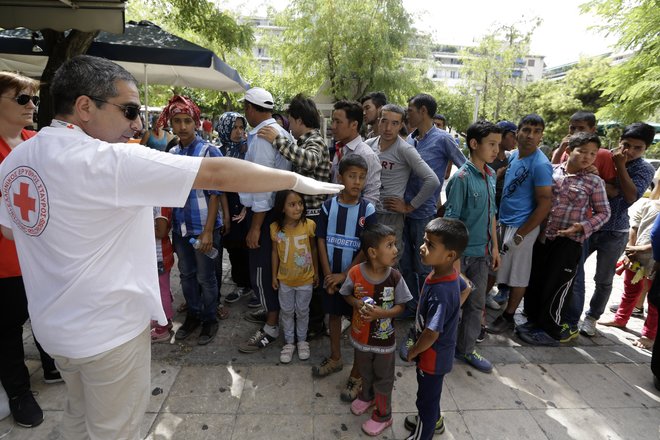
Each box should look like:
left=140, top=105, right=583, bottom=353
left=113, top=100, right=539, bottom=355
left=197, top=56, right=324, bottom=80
left=316, top=196, right=376, bottom=273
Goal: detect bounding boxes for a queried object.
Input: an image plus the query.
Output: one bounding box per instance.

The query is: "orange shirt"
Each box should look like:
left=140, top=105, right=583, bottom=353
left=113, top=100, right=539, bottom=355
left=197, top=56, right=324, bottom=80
left=0, top=129, right=36, bottom=278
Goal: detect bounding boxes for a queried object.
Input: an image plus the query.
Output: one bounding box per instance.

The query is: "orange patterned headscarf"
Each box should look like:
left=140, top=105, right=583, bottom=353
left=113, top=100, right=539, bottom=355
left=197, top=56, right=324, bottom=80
left=157, top=95, right=201, bottom=129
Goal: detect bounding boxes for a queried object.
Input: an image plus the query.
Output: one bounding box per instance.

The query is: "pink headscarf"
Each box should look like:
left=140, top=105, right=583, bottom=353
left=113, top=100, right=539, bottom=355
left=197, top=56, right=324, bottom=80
left=157, top=95, right=201, bottom=130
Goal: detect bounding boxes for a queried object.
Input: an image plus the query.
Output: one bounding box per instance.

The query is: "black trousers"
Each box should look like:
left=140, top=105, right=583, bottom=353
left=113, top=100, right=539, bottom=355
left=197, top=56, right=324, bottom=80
left=0, top=276, right=56, bottom=398
left=525, top=237, right=583, bottom=338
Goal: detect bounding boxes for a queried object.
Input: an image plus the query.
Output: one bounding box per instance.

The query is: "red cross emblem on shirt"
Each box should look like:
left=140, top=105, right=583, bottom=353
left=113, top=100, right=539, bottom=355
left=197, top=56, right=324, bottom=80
left=13, top=182, right=36, bottom=222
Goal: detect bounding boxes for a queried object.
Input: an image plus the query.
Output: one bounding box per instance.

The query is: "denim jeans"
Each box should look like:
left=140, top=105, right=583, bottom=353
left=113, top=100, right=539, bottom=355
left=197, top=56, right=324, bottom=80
left=172, top=229, right=221, bottom=323
left=400, top=215, right=433, bottom=311
left=584, top=230, right=628, bottom=320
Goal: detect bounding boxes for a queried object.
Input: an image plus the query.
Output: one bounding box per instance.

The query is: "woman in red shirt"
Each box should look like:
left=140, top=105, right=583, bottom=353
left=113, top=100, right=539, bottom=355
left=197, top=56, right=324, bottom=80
left=0, top=72, right=60, bottom=429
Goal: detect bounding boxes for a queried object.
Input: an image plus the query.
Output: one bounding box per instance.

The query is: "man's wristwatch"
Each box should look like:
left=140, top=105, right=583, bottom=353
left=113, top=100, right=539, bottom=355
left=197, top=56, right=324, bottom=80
left=513, top=233, right=524, bottom=246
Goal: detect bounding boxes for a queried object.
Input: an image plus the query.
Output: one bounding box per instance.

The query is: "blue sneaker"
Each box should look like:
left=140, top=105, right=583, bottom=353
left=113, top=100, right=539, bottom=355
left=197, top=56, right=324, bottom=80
left=518, top=328, right=560, bottom=347
left=457, top=350, right=493, bottom=373
left=492, top=287, right=510, bottom=304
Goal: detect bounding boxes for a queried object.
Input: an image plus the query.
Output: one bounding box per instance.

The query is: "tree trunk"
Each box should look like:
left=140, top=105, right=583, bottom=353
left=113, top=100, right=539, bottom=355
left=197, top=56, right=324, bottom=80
left=37, top=30, right=99, bottom=129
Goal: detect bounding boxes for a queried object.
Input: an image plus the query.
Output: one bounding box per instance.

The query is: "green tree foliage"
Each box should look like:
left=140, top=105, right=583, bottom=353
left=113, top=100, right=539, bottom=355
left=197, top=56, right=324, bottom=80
left=582, top=0, right=660, bottom=122
left=273, top=0, right=425, bottom=102
left=126, top=0, right=254, bottom=114
left=460, top=19, right=541, bottom=122
left=433, top=85, right=472, bottom=134
left=519, top=58, right=610, bottom=144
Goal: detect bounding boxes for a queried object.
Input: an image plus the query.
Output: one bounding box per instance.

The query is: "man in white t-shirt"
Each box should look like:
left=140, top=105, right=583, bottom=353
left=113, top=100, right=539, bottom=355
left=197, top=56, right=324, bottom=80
left=0, top=55, right=341, bottom=440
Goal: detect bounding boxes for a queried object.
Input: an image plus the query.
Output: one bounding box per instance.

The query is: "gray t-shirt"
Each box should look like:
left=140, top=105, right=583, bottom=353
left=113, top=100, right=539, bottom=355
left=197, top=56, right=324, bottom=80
left=376, top=136, right=440, bottom=213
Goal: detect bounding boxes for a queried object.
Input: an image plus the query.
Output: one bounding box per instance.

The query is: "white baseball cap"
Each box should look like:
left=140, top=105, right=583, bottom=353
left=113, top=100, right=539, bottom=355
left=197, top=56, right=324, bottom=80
left=240, top=87, right=274, bottom=109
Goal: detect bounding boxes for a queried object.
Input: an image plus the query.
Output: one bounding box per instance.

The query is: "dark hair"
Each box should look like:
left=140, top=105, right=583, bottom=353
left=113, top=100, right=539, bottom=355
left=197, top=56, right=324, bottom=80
left=621, top=122, right=655, bottom=147
left=466, top=120, right=502, bottom=153
left=360, top=91, right=387, bottom=108
left=286, top=94, right=321, bottom=129
left=334, top=100, right=363, bottom=131
left=360, top=223, right=396, bottom=255
left=338, top=154, right=368, bottom=175
left=272, top=190, right=306, bottom=231
left=570, top=111, right=596, bottom=128
left=245, top=101, right=271, bottom=114
left=51, top=55, right=138, bottom=116
left=379, top=103, right=405, bottom=120
left=433, top=114, right=446, bottom=122
left=518, top=113, right=545, bottom=130
left=424, top=217, right=468, bottom=259
left=408, top=94, right=438, bottom=119
left=568, top=131, right=601, bottom=150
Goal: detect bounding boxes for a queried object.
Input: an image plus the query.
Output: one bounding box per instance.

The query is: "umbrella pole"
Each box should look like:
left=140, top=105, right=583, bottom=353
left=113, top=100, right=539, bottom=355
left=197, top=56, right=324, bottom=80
left=144, top=63, right=149, bottom=130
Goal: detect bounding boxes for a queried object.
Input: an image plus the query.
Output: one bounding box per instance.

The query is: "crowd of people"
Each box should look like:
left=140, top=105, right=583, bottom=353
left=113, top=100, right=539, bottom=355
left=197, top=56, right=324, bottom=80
left=0, top=53, right=659, bottom=440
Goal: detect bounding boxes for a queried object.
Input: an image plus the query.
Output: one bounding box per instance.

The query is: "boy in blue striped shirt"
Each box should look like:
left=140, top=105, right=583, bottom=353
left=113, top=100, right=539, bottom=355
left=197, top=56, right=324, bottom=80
left=314, top=155, right=377, bottom=397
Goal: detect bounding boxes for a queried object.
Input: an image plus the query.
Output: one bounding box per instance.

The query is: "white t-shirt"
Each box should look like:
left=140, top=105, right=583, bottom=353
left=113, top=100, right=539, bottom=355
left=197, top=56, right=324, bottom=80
left=0, top=122, right=201, bottom=358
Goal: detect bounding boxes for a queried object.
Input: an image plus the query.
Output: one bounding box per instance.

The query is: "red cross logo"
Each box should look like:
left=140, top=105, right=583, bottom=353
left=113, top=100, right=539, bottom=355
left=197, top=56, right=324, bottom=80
left=13, top=182, right=36, bottom=222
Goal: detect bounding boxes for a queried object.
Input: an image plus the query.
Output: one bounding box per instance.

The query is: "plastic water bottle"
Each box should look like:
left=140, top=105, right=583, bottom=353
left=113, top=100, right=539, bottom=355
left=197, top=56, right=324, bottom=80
left=189, top=237, right=219, bottom=259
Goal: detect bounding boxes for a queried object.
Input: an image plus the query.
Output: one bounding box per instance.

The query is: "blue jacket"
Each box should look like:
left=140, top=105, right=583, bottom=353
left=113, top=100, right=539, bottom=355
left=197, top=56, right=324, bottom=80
left=444, top=161, right=496, bottom=257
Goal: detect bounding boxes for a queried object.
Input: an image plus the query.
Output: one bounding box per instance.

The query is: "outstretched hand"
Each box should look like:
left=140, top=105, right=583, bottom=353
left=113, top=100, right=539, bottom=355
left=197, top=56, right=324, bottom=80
left=292, top=174, right=344, bottom=195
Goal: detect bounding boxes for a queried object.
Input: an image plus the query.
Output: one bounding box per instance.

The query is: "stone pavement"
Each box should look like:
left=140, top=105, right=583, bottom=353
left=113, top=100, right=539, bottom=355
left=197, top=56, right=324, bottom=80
left=2, top=252, right=660, bottom=440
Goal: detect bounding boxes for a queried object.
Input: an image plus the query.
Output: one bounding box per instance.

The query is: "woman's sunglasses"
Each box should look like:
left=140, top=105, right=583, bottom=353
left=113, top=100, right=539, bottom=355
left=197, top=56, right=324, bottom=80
left=2, top=94, right=40, bottom=106
left=88, top=96, right=141, bottom=121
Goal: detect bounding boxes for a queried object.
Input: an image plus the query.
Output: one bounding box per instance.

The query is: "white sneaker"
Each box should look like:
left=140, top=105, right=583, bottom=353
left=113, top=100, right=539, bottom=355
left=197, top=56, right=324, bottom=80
left=297, top=341, right=310, bottom=360
left=280, top=343, right=296, bottom=363
left=579, top=316, right=597, bottom=337
left=485, top=296, right=501, bottom=310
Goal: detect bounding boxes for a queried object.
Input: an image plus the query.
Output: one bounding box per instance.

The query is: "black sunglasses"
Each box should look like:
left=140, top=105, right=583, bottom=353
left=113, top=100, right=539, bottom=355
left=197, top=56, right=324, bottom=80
left=3, top=94, right=40, bottom=106
left=88, top=96, right=141, bottom=121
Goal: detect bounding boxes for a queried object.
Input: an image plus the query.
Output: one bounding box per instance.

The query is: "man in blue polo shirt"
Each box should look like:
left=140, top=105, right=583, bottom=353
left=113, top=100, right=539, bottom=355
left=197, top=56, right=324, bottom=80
left=399, top=94, right=466, bottom=314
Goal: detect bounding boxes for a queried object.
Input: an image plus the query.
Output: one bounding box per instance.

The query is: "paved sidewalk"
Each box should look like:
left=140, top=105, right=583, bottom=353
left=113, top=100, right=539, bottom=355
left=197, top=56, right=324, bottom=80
left=2, top=252, right=660, bottom=440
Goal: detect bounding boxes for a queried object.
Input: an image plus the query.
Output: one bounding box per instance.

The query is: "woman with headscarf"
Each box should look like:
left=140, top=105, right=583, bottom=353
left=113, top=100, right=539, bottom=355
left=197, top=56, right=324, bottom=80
left=0, top=72, right=62, bottom=429
left=217, top=112, right=253, bottom=304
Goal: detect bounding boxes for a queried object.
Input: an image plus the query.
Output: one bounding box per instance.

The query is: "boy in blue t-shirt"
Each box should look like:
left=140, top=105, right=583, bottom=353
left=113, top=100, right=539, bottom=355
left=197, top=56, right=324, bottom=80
left=403, top=218, right=468, bottom=440
left=314, top=155, right=377, bottom=394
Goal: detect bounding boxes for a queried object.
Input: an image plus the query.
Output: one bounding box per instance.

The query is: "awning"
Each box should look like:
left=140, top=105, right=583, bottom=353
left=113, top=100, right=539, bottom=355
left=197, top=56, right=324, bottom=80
left=0, top=0, right=126, bottom=34
left=0, top=22, right=250, bottom=92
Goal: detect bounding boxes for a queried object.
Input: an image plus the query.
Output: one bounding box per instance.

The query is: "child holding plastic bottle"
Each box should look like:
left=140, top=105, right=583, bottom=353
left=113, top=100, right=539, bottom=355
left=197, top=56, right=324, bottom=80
left=340, top=223, right=412, bottom=436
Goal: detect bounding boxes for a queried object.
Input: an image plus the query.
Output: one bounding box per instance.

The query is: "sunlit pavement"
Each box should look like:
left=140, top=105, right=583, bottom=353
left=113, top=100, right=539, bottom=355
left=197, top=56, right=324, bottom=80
left=4, top=242, right=660, bottom=439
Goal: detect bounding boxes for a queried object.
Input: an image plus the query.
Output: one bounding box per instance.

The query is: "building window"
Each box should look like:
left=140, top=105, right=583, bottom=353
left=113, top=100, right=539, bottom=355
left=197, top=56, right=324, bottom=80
left=450, top=70, right=459, bottom=79
left=527, top=59, right=535, bottom=67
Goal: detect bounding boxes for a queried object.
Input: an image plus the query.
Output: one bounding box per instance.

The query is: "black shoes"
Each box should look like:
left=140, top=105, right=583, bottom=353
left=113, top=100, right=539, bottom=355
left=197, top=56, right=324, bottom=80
left=198, top=321, right=219, bottom=345
left=175, top=314, right=201, bottom=340
left=43, top=369, right=63, bottom=384
left=9, top=391, right=44, bottom=428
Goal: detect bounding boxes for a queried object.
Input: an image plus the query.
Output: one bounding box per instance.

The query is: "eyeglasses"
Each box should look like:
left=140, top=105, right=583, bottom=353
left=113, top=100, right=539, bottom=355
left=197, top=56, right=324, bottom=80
left=1, top=94, right=40, bottom=106
left=88, top=96, right=141, bottom=121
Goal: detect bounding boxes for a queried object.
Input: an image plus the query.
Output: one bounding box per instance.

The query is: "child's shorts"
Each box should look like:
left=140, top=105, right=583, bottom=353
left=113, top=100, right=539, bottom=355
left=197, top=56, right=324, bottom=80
left=323, top=289, right=353, bottom=316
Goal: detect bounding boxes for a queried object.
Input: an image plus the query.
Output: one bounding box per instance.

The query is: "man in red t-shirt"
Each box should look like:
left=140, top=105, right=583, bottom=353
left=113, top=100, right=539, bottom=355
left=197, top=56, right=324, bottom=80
left=551, top=111, right=616, bottom=184
left=202, top=116, right=213, bottom=141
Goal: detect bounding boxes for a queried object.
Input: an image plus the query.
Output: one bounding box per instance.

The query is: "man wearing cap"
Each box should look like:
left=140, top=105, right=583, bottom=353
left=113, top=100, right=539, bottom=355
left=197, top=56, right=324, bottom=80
left=0, top=55, right=341, bottom=440
left=491, top=121, right=517, bottom=209
left=238, top=87, right=294, bottom=353
left=158, top=95, right=225, bottom=346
